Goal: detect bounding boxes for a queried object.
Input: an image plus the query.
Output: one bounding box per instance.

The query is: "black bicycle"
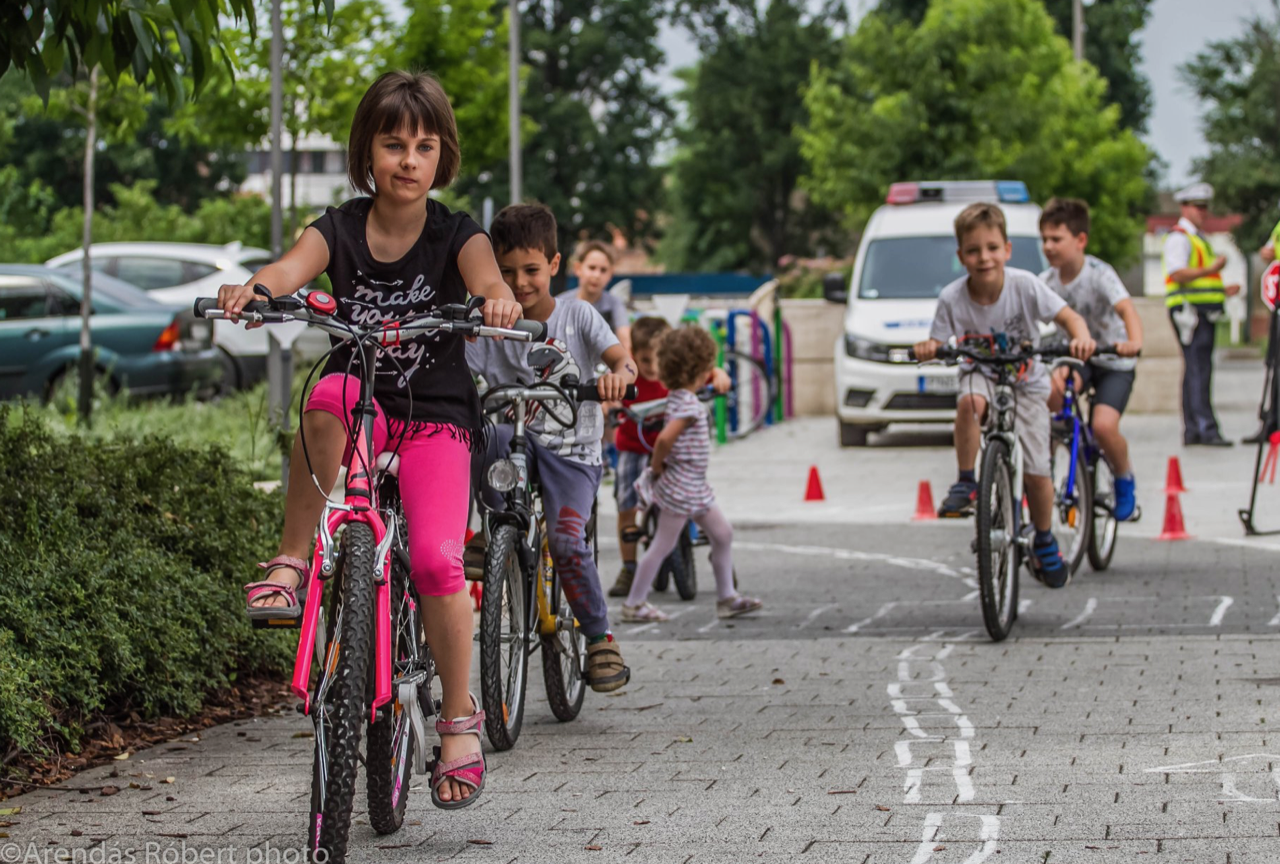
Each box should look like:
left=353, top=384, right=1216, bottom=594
left=475, top=344, right=636, bottom=750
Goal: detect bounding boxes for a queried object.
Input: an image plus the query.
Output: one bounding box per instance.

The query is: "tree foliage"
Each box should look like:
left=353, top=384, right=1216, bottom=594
left=661, top=0, right=847, bottom=272
left=1181, top=4, right=1280, bottom=251
left=0, top=0, right=268, bottom=102
left=398, top=0, right=513, bottom=176
left=877, top=0, right=1153, bottom=133
left=800, top=0, right=1152, bottom=266
left=459, top=0, right=672, bottom=260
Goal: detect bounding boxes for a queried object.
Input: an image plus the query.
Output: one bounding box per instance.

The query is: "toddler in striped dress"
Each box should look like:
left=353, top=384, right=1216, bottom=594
left=621, top=326, right=763, bottom=623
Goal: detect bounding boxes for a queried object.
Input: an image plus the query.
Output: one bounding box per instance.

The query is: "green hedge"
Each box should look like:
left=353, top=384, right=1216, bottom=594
left=0, top=408, right=292, bottom=757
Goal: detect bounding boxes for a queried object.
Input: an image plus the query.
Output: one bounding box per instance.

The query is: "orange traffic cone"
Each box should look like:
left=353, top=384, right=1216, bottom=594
left=469, top=581, right=483, bottom=611
left=1157, top=491, right=1191, bottom=541
left=1165, top=456, right=1187, bottom=494
left=804, top=466, right=825, bottom=502
left=913, top=481, right=937, bottom=521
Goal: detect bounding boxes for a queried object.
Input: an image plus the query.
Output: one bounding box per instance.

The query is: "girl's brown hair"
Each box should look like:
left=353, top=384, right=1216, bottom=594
left=630, top=316, right=671, bottom=353
left=347, top=71, right=461, bottom=195
left=657, top=326, right=717, bottom=391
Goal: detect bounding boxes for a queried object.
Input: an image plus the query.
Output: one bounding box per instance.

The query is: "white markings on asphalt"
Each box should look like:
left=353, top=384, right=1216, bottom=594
left=1145, top=754, right=1280, bottom=802
left=796, top=603, right=836, bottom=629
left=892, top=642, right=999, bottom=862
left=696, top=618, right=719, bottom=634
left=846, top=601, right=897, bottom=633
left=623, top=607, right=693, bottom=636
left=1270, top=597, right=1280, bottom=627
left=1209, top=596, right=1234, bottom=626
left=735, top=540, right=976, bottom=587
left=1061, top=597, right=1098, bottom=630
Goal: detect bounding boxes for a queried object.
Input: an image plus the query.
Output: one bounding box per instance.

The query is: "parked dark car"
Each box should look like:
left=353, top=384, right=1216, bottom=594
left=0, top=265, right=222, bottom=401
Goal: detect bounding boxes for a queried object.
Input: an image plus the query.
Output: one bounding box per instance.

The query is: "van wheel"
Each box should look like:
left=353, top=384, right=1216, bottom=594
left=839, top=421, right=870, bottom=447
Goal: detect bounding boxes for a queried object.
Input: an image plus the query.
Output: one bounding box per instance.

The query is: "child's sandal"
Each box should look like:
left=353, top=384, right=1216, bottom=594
left=620, top=602, right=669, bottom=624
left=429, top=694, right=486, bottom=810
left=243, top=554, right=309, bottom=622
left=586, top=640, right=631, bottom=693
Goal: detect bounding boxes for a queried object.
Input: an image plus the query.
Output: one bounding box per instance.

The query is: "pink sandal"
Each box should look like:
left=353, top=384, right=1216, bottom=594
left=243, top=554, right=309, bottom=624
left=429, top=693, right=486, bottom=810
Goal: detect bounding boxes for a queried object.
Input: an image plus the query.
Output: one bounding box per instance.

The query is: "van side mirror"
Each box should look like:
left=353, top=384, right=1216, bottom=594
left=822, top=273, right=849, bottom=304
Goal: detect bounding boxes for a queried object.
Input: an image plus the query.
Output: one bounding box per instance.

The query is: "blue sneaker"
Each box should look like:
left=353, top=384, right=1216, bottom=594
left=1032, top=534, right=1070, bottom=588
left=1114, top=474, right=1136, bottom=521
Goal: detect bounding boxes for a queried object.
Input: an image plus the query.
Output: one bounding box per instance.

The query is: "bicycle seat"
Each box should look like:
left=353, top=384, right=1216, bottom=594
left=375, top=452, right=401, bottom=477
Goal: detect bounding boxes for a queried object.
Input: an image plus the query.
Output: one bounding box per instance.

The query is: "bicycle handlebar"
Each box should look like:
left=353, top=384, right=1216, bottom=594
left=910, top=343, right=1134, bottom=365
left=193, top=292, right=547, bottom=343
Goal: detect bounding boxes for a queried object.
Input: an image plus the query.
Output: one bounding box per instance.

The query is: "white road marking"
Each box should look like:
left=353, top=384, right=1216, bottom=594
left=891, top=640, right=998, bottom=862
left=846, top=601, right=897, bottom=633
left=796, top=603, right=836, bottom=629
left=1270, top=596, right=1280, bottom=627
left=696, top=618, right=719, bottom=634
left=1209, top=595, right=1234, bottom=626
left=1060, top=597, right=1098, bottom=630
left=622, top=607, right=692, bottom=636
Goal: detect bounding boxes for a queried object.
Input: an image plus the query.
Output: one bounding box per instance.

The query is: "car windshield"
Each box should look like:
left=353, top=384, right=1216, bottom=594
left=857, top=236, right=1047, bottom=300
left=50, top=268, right=166, bottom=308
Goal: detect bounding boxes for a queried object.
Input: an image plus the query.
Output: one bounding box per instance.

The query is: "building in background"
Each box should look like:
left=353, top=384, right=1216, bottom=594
left=239, top=132, right=351, bottom=209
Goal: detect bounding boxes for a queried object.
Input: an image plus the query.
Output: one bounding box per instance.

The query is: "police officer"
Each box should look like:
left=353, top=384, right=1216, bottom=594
left=1163, top=182, right=1241, bottom=447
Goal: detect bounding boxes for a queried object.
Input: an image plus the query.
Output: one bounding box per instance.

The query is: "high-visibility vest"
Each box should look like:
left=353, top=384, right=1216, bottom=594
left=1163, top=227, right=1225, bottom=308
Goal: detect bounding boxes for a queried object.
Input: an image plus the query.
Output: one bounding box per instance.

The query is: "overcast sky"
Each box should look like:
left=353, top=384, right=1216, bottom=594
left=656, top=0, right=1273, bottom=189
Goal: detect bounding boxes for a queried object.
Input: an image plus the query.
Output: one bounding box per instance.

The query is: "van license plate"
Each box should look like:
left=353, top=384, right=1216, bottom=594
left=918, top=375, right=959, bottom=395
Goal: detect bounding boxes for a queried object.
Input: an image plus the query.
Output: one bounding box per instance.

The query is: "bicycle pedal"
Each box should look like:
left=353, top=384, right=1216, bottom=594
left=252, top=617, right=302, bottom=630
left=464, top=565, right=484, bottom=582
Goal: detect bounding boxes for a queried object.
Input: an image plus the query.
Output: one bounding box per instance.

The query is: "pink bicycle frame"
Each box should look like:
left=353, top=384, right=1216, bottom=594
left=290, top=403, right=394, bottom=723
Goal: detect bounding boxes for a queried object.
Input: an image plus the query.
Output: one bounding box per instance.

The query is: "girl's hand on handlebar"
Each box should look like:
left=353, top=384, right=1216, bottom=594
left=708, top=367, right=732, bottom=394
left=1069, top=335, right=1096, bottom=361
left=217, top=283, right=266, bottom=328
left=1116, top=340, right=1142, bottom=358
left=597, top=372, right=629, bottom=401
left=913, top=338, right=941, bottom=362
left=482, top=297, right=523, bottom=330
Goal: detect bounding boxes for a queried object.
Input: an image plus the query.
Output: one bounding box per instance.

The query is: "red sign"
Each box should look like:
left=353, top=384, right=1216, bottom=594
left=1263, top=261, right=1280, bottom=312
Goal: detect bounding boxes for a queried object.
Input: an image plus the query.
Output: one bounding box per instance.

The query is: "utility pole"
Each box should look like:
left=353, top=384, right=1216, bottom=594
left=268, top=0, right=291, bottom=488
left=270, top=0, right=284, bottom=258
left=1072, top=0, right=1084, bottom=62
left=508, top=0, right=522, bottom=205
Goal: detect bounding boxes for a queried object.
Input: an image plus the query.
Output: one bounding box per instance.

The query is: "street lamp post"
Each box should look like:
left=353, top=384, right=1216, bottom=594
left=508, top=0, right=522, bottom=205
left=1072, top=0, right=1084, bottom=62
left=268, top=0, right=291, bottom=487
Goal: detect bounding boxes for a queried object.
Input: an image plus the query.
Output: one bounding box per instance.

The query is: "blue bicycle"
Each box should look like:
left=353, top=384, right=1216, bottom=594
left=1049, top=347, right=1141, bottom=574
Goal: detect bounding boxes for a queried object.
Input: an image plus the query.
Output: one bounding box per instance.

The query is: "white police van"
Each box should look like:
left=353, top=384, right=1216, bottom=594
left=823, top=180, right=1047, bottom=446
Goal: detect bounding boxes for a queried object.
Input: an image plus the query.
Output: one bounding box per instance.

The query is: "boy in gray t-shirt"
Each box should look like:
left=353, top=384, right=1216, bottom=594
left=914, top=203, right=1094, bottom=589
left=468, top=204, right=637, bottom=695
left=1039, top=198, right=1144, bottom=521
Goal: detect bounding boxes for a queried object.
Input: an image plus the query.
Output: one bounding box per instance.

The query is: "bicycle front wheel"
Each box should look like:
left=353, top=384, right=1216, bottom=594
left=479, top=524, right=529, bottom=751
left=976, top=439, right=1019, bottom=642
left=309, top=521, right=376, bottom=864
left=1088, top=458, right=1118, bottom=572
left=720, top=350, right=775, bottom=440
left=1050, top=435, right=1092, bottom=575
left=366, top=526, right=421, bottom=835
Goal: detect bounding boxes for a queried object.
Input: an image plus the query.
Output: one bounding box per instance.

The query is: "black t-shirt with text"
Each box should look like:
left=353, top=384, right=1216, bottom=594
left=310, top=197, right=484, bottom=431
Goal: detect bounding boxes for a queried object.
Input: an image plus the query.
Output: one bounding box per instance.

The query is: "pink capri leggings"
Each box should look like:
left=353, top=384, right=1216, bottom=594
left=306, top=374, right=471, bottom=597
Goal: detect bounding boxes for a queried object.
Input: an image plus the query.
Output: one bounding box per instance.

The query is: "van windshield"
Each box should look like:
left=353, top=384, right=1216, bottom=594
left=858, top=236, right=1047, bottom=299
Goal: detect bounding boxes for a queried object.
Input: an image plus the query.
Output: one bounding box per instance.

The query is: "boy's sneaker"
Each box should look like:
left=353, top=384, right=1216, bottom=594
left=1031, top=534, right=1070, bottom=589
left=1114, top=475, right=1136, bottom=522
left=938, top=481, right=978, bottom=518
left=608, top=567, right=634, bottom=598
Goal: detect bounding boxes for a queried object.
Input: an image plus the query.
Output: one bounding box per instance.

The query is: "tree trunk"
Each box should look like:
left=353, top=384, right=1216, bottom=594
left=78, top=65, right=99, bottom=427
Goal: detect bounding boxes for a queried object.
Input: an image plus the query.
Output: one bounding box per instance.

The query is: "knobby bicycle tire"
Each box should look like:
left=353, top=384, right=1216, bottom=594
left=541, top=554, right=587, bottom=721
left=1050, top=435, right=1093, bottom=576
left=976, top=440, right=1019, bottom=642
left=1088, top=459, right=1118, bottom=571
left=309, top=520, right=376, bottom=864
left=672, top=526, right=697, bottom=601
left=366, top=520, right=418, bottom=835
left=479, top=524, right=528, bottom=751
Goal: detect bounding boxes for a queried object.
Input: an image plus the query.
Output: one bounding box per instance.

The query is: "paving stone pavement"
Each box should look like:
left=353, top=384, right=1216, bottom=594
left=5, top=624, right=1278, bottom=862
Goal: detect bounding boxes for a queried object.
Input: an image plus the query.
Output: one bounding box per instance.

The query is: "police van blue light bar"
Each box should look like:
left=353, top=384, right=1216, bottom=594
left=886, top=180, right=1030, bottom=205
